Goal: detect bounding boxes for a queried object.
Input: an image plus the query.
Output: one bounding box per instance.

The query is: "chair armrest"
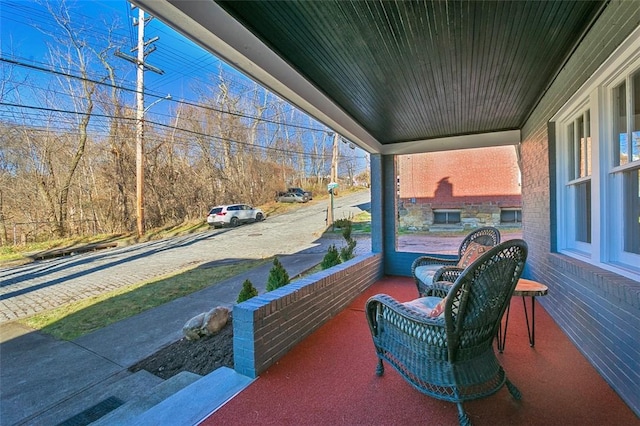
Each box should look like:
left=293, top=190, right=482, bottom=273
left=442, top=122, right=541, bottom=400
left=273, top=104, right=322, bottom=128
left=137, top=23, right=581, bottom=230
left=430, top=279, right=456, bottom=298
left=433, top=266, right=464, bottom=284
left=365, top=294, right=446, bottom=344
left=411, top=255, right=459, bottom=273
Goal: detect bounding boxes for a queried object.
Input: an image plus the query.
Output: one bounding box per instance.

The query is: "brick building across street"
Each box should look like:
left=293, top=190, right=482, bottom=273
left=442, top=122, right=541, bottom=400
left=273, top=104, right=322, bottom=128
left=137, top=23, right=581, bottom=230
left=397, top=146, right=522, bottom=230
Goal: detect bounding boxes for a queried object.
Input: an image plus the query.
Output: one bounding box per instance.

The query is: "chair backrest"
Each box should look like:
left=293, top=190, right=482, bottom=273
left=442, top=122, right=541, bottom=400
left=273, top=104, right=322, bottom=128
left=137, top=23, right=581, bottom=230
left=443, top=239, right=527, bottom=361
left=457, top=226, right=501, bottom=258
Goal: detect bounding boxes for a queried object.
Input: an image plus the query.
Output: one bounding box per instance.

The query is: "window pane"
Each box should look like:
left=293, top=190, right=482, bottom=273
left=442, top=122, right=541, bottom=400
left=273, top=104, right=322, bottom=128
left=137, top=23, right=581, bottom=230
left=577, top=115, right=587, bottom=177
left=575, top=181, right=591, bottom=243
left=632, top=72, right=640, bottom=162
left=585, top=110, right=592, bottom=176
left=434, top=211, right=461, bottom=224
left=501, top=209, right=522, bottom=223
left=614, top=81, right=628, bottom=166
left=569, top=111, right=590, bottom=179
left=433, top=212, right=447, bottom=224
left=567, top=123, right=576, bottom=179
left=623, top=168, right=640, bottom=254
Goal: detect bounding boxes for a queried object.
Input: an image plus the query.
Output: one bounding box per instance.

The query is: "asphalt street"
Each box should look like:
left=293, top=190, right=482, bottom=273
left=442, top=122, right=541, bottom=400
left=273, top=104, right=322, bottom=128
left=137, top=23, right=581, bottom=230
left=0, top=190, right=372, bottom=323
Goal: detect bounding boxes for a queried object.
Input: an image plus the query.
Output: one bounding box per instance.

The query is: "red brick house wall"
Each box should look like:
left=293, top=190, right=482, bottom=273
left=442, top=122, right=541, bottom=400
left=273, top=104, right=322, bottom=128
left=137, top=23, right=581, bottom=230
left=397, top=146, right=522, bottom=229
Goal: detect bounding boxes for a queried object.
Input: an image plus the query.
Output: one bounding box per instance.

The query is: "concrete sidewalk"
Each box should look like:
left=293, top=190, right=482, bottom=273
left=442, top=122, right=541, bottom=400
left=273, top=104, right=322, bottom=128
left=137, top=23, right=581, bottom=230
left=0, top=252, right=325, bottom=426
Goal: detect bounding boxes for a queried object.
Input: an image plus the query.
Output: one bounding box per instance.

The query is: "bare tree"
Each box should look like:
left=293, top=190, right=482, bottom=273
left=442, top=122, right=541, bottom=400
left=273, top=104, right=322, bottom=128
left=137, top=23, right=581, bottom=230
left=24, top=0, right=123, bottom=236
left=92, top=17, right=131, bottom=232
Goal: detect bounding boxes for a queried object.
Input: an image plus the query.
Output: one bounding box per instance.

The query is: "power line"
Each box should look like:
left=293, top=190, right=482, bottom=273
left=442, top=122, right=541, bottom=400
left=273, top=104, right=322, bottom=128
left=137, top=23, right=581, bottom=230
left=1, top=56, right=331, bottom=133
left=0, top=101, right=369, bottom=162
left=2, top=1, right=309, bottom=124
left=1, top=1, right=368, bottom=174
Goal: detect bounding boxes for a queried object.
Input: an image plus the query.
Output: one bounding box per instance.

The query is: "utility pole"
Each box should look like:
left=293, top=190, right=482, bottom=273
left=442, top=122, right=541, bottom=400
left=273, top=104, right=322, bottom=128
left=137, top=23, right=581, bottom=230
left=330, top=132, right=340, bottom=190
left=116, top=7, right=164, bottom=237
left=327, top=132, right=340, bottom=228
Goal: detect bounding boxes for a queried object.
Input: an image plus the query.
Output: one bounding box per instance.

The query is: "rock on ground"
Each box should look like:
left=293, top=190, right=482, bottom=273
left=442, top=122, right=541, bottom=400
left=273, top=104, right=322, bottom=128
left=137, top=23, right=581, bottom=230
left=130, top=316, right=233, bottom=380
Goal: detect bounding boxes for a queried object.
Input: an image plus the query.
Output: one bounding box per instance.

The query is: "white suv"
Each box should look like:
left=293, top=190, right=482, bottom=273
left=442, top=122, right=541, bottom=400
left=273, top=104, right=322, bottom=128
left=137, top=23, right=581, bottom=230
left=207, top=204, right=265, bottom=228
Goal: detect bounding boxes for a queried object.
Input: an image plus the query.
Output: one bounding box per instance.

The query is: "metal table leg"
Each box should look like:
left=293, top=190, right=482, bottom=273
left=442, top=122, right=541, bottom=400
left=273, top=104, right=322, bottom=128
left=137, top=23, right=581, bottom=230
left=522, top=295, right=537, bottom=347
left=498, top=279, right=547, bottom=352
left=497, top=295, right=537, bottom=352
left=497, top=301, right=511, bottom=353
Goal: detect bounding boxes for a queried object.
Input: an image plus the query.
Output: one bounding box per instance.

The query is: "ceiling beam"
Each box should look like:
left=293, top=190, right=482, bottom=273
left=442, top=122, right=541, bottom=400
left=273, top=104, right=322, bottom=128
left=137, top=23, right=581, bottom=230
left=383, top=130, right=522, bottom=155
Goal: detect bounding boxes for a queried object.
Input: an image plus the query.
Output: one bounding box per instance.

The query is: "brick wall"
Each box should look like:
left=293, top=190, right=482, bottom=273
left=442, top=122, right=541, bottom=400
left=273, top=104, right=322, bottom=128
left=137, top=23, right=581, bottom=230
left=233, top=253, right=383, bottom=378
left=397, top=146, right=521, bottom=199
left=397, top=146, right=522, bottom=230
left=520, top=2, right=640, bottom=415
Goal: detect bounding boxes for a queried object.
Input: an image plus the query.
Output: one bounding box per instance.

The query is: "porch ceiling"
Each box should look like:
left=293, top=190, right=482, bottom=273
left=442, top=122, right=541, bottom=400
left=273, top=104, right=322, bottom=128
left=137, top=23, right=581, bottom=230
left=132, top=0, right=606, bottom=154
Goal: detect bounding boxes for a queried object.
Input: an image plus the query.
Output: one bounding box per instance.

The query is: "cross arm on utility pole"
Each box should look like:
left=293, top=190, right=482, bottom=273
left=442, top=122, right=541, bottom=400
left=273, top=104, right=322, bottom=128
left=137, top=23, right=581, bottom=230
left=114, top=49, right=165, bottom=75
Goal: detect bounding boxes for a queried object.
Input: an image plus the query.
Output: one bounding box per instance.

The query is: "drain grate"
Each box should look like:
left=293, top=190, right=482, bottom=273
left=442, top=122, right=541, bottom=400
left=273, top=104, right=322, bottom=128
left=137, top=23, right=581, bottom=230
left=56, top=396, right=124, bottom=426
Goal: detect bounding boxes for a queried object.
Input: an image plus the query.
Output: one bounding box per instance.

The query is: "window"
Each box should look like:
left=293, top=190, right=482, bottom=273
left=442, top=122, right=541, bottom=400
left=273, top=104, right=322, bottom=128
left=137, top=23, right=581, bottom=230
left=553, top=38, right=640, bottom=281
left=613, top=74, right=640, bottom=166
left=501, top=208, right=522, bottom=224
left=614, top=70, right=640, bottom=257
left=574, top=180, right=591, bottom=243
left=433, top=210, right=461, bottom=224
left=623, top=168, right=640, bottom=254
left=566, top=111, right=592, bottom=244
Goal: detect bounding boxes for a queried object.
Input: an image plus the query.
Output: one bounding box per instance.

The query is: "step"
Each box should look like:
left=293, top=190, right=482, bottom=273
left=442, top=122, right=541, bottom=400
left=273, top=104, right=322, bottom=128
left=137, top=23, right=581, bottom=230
left=28, top=370, right=163, bottom=426
left=130, top=367, right=254, bottom=426
left=91, top=371, right=202, bottom=425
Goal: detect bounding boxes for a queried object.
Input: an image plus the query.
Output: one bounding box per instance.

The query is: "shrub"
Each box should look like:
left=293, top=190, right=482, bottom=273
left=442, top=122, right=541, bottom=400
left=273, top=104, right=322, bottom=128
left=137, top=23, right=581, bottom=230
left=340, top=220, right=353, bottom=242
left=266, top=257, right=290, bottom=291
left=334, top=218, right=356, bottom=262
left=237, top=279, right=258, bottom=303
left=334, top=217, right=352, bottom=230
left=340, top=239, right=357, bottom=262
left=321, top=244, right=342, bottom=269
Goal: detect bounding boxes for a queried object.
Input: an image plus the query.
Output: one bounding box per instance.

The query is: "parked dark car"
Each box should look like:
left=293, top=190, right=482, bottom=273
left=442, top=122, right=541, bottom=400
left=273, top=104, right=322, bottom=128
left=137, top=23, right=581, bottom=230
left=287, top=187, right=313, bottom=200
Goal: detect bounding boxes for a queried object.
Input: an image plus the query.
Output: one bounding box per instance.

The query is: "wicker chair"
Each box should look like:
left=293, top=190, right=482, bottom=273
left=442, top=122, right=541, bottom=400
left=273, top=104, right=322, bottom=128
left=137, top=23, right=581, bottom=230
left=412, top=226, right=501, bottom=297
left=366, top=239, right=528, bottom=425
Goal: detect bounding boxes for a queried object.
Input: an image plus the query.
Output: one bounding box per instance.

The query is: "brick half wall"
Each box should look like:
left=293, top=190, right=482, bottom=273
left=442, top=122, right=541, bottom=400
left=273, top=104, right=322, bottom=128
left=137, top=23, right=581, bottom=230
left=233, top=253, right=384, bottom=378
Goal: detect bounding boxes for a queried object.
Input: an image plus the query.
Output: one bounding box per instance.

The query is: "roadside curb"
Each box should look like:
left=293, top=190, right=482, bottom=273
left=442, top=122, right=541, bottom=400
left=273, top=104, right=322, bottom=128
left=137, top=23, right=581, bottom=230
left=28, top=242, right=119, bottom=261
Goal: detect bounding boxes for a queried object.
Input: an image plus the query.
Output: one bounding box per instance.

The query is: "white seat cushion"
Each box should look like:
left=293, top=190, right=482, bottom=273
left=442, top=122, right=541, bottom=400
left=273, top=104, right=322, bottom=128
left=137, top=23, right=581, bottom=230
left=403, top=296, right=443, bottom=317
left=414, top=264, right=442, bottom=286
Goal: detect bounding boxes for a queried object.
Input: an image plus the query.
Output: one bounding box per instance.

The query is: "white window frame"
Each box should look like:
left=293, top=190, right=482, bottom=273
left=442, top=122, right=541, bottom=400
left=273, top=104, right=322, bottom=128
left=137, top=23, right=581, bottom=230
left=607, top=68, right=640, bottom=267
left=552, top=27, right=640, bottom=282
left=432, top=209, right=461, bottom=225
left=500, top=208, right=522, bottom=224
left=557, top=105, right=592, bottom=255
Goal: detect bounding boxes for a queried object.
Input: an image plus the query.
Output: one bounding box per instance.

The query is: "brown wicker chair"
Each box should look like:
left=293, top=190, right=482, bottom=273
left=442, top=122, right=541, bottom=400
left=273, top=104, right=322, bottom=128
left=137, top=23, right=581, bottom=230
left=411, top=226, right=501, bottom=297
left=366, top=239, right=528, bottom=425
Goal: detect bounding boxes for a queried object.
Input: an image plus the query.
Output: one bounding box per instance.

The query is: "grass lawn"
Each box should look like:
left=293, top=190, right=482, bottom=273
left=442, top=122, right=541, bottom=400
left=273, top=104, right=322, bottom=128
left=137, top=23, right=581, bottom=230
left=19, top=258, right=270, bottom=341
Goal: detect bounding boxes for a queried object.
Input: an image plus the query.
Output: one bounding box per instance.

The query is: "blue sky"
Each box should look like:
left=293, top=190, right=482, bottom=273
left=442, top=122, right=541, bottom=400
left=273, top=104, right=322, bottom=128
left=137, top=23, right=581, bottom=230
left=1, top=0, right=253, bottom=106
left=1, top=0, right=368, bottom=174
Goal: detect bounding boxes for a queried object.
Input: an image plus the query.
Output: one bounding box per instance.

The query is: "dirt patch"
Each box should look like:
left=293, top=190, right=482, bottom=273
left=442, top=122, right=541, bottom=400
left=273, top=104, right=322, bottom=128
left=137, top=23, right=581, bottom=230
left=129, top=317, right=234, bottom=380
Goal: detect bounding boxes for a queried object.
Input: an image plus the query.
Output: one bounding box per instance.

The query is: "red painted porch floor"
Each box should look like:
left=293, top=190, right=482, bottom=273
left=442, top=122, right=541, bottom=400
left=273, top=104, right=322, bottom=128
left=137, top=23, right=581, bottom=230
left=203, top=276, right=638, bottom=425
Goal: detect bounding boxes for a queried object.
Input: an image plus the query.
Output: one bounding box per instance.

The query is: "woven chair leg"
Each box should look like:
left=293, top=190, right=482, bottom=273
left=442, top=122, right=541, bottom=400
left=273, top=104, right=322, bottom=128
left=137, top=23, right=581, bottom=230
left=506, top=379, right=522, bottom=400
left=375, top=359, right=384, bottom=376
left=456, top=403, right=471, bottom=426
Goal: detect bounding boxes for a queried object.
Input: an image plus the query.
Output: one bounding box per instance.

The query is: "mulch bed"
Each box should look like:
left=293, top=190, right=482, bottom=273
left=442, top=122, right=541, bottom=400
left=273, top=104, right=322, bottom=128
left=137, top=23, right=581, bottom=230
left=129, top=317, right=234, bottom=380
